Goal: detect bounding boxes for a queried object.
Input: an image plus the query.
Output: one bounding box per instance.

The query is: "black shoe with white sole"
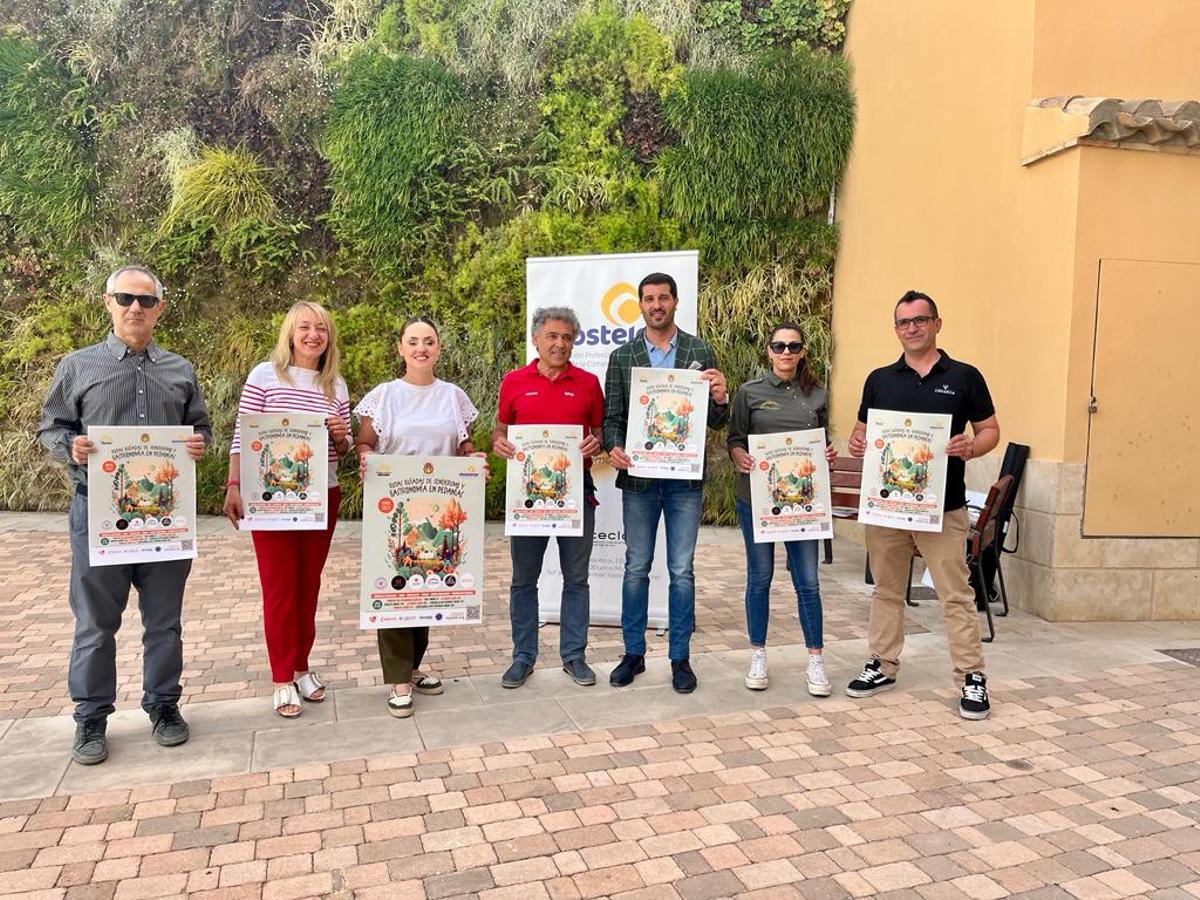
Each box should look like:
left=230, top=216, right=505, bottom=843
left=959, top=672, right=990, bottom=720
left=845, top=659, right=896, bottom=698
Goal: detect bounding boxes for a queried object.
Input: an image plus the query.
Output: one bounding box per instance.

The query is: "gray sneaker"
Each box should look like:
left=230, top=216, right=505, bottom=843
left=72, top=719, right=108, bottom=766
left=562, top=658, right=596, bottom=686
left=148, top=704, right=189, bottom=747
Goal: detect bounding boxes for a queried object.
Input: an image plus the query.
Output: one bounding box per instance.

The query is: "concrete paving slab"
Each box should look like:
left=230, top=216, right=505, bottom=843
left=3, top=752, right=68, bottom=800
left=57, top=730, right=252, bottom=795
left=417, top=697, right=577, bottom=749
left=333, top=679, right=483, bottom=722
left=251, top=716, right=421, bottom=770
left=183, top=693, right=338, bottom=735
left=559, top=680, right=736, bottom=731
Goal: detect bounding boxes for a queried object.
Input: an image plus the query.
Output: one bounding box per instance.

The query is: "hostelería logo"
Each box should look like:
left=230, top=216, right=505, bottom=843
left=575, top=281, right=644, bottom=347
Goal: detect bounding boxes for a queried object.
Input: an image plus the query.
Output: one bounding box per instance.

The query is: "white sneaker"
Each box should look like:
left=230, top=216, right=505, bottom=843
left=806, top=654, right=832, bottom=697
left=745, top=648, right=768, bottom=690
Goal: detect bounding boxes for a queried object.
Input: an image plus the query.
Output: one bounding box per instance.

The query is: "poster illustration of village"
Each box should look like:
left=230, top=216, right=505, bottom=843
left=238, top=414, right=329, bottom=530
left=86, top=426, right=197, bottom=566
left=859, top=409, right=952, bottom=532
left=359, top=455, right=485, bottom=629
left=748, top=429, right=833, bottom=543
left=504, top=425, right=584, bottom=537
left=626, top=367, right=709, bottom=480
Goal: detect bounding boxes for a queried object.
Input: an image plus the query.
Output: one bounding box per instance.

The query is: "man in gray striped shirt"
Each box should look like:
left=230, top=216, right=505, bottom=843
left=38, top=265, right=212, bottom=766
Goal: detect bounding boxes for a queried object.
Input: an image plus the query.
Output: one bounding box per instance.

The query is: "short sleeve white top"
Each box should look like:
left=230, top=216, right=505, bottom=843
left=354, top=378, right=478, bottom=456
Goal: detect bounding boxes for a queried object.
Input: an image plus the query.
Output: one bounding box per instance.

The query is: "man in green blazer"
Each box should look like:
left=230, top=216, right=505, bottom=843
left=602, top=272, right=729, bottom=693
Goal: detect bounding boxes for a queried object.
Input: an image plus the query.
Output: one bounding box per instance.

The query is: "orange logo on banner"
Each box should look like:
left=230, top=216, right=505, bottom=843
left=251, top=441, right=262, bottom=452
left=874, top=439, right=885, bottom=449
left=639, top=395, right=649, bottom=405
left=378, top=498, right=394, bottom=513
left=601, top=282, right=641, bottom=326
left=102, top=460, right=116, bottom=473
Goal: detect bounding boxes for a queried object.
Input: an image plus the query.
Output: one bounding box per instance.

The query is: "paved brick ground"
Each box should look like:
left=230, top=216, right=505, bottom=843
left=0, top=661, right=1196, bottom=899
left=0, top=529, right=924, bottom=719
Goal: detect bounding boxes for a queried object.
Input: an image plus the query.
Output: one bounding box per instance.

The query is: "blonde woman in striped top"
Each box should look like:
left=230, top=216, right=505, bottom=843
left=223, top=302, right=352, bottom=717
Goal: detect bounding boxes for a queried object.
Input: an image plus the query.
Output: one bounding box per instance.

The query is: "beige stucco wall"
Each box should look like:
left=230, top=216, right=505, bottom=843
left=830, top=0, right=1076, bottom=461
left=1031, top=0, right=1200, bottom=100
left=1066, top=147, right=1200, bottom=463
left=830, top=0, right=1200, bottom=619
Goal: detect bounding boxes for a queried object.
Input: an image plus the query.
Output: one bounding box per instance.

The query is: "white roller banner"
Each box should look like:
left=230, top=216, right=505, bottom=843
left=525, top=250, right=699, bottom=628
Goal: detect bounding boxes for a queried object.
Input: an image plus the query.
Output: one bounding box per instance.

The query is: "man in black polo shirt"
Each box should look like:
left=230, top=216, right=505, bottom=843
left=845, top=291, right=1000, bottom=719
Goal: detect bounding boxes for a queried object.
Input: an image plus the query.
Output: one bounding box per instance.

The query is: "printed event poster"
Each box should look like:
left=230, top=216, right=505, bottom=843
left=359, top=455, right=485, bottom=630
left=859, top=409, right=952, bottom=532
left=238, top=414, right=329, bottom=530
left=86, top=426, right=197, bottom=567
left=748, top=429, right=833, bottom=543
left=504, top=425, right=584, bottom=537
left=626, top=367, right=709, bottom=480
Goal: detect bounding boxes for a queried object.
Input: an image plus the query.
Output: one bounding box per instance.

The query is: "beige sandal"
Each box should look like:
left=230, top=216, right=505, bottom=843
left=273, top=683, right=302, bottom=719
left=295, top=672, right=326, bottom=702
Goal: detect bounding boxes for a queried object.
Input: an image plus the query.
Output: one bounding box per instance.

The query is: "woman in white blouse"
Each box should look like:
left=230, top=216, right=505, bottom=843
left=223, top=302, right=352, bottom=718
left=354, top=315, right=482, bottom=717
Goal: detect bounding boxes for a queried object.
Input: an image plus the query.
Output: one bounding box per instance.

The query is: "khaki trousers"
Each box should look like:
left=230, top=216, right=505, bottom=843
left=864, top=507, right=985, bottom=679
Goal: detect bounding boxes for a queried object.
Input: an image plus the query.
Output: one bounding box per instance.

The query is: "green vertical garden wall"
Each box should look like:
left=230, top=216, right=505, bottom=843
left=0, top=0, right=854, bottom=522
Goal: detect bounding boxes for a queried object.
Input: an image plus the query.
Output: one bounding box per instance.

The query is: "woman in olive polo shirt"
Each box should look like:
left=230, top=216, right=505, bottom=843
left=727, top=323, right=838, bottom=696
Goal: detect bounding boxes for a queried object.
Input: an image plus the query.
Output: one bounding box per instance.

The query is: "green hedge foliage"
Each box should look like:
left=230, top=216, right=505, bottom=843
left=0, top=0, right=854, bottom=522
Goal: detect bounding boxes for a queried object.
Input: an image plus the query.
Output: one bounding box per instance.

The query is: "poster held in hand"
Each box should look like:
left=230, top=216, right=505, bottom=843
left=87, top=425, right=197, bottom=566
left=748, top=428, right=833, bottom=543
left=858, top=409, right=952, bottom=532
left=238, top=413, right=329, bottom=530
left=360, top=454, right=485, bottom=629
left=504, top=425, right=584, bottom=537
left=626, top=366, right=709, bottom=480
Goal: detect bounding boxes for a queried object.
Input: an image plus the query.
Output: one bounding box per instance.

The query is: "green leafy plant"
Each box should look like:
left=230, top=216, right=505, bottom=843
left=0, top=35, right=97, bottom=247
left=657, top=48, right=854, bottom=225
left=695, top=0, right=851, bottom=53
left=322, top=49, right=474, bottom=269
left=0, top=0, right=854, bottom=522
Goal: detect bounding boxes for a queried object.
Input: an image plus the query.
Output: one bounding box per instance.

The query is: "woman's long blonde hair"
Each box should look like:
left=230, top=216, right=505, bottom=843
left=271, top=301, right=342, bottom=401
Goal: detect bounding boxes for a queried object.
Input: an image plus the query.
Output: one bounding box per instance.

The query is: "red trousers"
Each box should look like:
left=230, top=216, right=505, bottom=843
left=251, top=487, right=341, bottom=683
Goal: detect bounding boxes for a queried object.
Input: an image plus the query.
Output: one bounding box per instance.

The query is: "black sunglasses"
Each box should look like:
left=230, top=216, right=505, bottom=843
left=769, top=341, right=804, bottom=354
left=111, top=292, right=160, bottom=309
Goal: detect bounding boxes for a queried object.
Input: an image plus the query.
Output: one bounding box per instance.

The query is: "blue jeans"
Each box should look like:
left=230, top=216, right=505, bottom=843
left=621, top=481, right=703, bottom=660
left=509, top=502, right=595, bottom=665
left=736, top=499, right=823, bottom=649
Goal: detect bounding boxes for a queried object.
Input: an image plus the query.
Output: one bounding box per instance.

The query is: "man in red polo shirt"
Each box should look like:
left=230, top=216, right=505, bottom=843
left=492, top=307, right=604, bottom=689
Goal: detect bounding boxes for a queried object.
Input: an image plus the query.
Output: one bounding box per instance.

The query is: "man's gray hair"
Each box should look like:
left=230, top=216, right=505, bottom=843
left=105, top=265, right=164, bottom=299
left=531, top=306, right=580, bottom=338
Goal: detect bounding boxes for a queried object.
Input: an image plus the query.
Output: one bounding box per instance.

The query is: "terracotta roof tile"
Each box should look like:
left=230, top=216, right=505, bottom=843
left=1022, top=97, right=1200, bottom=165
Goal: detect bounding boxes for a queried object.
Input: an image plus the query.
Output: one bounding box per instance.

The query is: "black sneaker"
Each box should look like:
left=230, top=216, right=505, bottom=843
left=959, top=672, right=990, bottom=720
left=671, top=659, right=697, bottom=694
left=148, top=704, right=189, bottom=747
left=501, top=660, right=534, bottom=689
left=609, top=653, right=645, bottom=687
left=845, top=659, right=896, bottom=698
left=71, top=719, right=108, bottom=766
left=562, top=658, right=596, bottom=686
